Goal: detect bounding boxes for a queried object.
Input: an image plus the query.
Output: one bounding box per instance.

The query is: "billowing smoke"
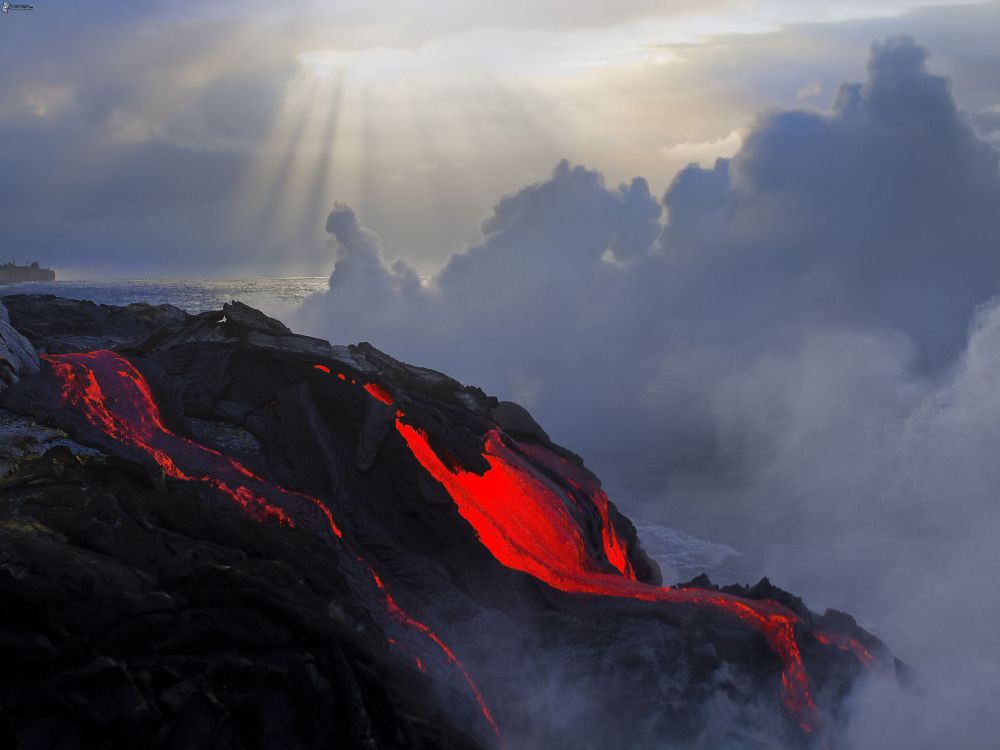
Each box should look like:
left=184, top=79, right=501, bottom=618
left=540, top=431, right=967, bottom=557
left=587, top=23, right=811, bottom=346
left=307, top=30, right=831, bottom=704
left=295, top=37, right=1000, bottom=745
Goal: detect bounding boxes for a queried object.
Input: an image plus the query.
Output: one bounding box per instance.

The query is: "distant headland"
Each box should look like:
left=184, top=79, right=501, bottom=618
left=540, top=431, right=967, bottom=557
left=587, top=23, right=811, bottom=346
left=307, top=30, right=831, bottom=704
left=0, top=262, right=55, bottom=284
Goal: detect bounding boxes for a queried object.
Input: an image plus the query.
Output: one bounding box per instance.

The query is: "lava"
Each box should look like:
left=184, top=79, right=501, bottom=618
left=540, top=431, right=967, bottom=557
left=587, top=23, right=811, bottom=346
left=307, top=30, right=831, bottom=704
left=396, top=422, right=829, bottom=732
left=363, top=382, right=394, bottom=405
left=814, top=631, right=875, bottom=667
left=328, top=363, right=871, bottom=733
left=45, top=352, right=314, bottom=530
left=368, top=566, right=500, bottom=736
left=318, top=360, right=874, bottom=735
left=517, top=442, right=636, bottom=579
left=43, top=351, right=500, bottom=741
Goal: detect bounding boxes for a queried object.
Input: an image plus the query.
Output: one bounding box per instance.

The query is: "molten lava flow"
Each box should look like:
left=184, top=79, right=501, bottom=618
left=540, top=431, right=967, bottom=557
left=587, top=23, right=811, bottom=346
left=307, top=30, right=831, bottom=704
left=337, top=365, right=875, bottom=734
left=396, top=422, right=825, bottom=733
left=814, top=631, right=875, bottom=667
left=44, top=352, right=500, bottom=740
left=44, top=352, right=325, bottom=530
left=363, top=382, right=394, bottom=405
left=368, top=566, right=500, bottom=736
left=311, top=360, right=874, bottom=735
left=517, top=442, right=635, bottom=579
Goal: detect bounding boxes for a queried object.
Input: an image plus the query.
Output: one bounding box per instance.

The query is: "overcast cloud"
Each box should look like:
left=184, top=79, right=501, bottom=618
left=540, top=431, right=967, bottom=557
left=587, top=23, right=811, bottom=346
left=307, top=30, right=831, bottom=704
left=1, top=3, right=998, bottom=275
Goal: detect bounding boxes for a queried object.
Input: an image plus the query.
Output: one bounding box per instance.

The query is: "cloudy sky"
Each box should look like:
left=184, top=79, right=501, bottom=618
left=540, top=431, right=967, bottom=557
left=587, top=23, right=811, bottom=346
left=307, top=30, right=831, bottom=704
left=1, top=1, right=998, bottom=276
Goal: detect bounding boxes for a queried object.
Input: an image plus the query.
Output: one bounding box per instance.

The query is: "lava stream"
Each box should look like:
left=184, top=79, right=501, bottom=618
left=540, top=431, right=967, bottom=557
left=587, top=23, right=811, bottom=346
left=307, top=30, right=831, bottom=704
left=44, top=352, right=316, bottom=530
left=42, top=351, right=500, bottom=740
left=397, top=422, right=829, bottom=731
left=814, top=631, right=875, bottom=667
left=311, top=362, right=875, bottom=733
left=368, top=566, right=499, bottom=734
left=327, top=363, right=874, bottom=735
left=516, top=441, right=636, bottom=579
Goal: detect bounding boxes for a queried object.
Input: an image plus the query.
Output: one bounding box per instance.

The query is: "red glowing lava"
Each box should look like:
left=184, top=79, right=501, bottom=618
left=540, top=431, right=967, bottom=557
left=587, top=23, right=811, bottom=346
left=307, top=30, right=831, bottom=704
left=396, top=422, right=826, bottom=732
left=814, top=631, right=875, bottom=667
left=517, top=442, right=636, bottom=579
left=329, top=358, right=873, bottom=735
left=363, top=382, right=394, bottom=405
left=44, top=351, right=499, bottom=740
left=44, top=351, right=338, bottom=531
left=368, top=566, right=500, bottom=736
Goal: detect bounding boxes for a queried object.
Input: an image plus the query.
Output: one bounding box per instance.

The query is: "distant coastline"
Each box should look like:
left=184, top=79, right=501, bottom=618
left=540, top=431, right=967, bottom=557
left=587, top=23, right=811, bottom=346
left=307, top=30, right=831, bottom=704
left=0, top=262, right=55, bottom=285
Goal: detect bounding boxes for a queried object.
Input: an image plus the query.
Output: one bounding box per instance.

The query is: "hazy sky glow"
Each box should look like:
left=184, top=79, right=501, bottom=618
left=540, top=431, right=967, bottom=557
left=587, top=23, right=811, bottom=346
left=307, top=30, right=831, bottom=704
left=1, top=1, right=997, bottom=276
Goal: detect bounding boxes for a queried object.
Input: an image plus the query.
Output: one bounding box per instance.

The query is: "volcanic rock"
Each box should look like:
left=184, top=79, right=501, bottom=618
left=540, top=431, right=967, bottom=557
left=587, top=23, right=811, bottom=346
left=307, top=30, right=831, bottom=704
left=2, top=295, right=190, bottom=354
left=0, top=295, right=897, bottom=750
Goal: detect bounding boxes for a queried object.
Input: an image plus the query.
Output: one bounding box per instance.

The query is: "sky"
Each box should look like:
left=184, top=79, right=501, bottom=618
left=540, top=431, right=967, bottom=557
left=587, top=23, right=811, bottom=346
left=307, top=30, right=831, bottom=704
left=4, top=4, right=1000, bottom=746
left=1, top=1, right=998, bottom=277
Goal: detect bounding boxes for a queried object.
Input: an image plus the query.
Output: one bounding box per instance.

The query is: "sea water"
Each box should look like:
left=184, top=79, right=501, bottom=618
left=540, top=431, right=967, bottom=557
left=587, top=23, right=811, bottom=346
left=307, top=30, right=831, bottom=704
left=0, top=277, right=329, bottom=316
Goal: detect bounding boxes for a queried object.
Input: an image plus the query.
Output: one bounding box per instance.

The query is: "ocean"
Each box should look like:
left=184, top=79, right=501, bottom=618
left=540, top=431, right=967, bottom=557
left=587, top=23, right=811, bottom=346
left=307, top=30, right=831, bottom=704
left=0, top=277, right=330, bottom=316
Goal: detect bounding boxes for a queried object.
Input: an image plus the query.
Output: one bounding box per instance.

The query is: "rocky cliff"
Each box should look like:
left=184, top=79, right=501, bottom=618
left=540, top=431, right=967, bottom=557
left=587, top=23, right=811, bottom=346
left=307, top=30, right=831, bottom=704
left=0, top=295, right=897, bottom=749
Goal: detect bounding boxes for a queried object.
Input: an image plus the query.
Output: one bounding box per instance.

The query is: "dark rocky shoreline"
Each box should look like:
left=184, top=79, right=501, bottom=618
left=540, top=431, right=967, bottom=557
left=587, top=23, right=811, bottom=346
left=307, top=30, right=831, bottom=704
left=0, top=294, right=897, bottom=749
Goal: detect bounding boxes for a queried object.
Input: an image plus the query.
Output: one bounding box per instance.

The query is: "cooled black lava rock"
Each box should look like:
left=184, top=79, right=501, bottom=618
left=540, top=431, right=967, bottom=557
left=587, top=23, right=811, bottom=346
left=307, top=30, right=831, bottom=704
left=2, top=295, right=190, bottom=354
left=0, top=447, right=479, bottom=750
left=0, top=296, right=896, bottom=750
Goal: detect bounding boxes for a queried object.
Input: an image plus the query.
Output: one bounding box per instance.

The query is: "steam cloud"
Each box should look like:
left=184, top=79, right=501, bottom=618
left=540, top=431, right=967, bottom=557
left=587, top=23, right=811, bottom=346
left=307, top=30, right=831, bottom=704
left=295, top=37, right=1000, bottom=745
